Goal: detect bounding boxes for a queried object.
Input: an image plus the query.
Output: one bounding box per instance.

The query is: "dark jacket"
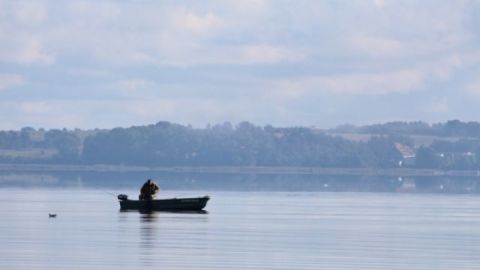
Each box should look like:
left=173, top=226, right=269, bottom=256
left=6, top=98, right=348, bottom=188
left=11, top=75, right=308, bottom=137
left=140, top=180, right=160, bottom=200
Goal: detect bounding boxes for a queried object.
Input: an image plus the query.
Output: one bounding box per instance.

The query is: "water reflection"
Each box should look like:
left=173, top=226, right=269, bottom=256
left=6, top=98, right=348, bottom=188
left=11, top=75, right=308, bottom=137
left=2, top=189, right=480, bottom=270
left=139, top=212, right=158, bottom=267
left=140, top=212, right=159, bottom=223
left=136, top=210, right=208, bottom=268
left=0, top=170, right=480, bottom=194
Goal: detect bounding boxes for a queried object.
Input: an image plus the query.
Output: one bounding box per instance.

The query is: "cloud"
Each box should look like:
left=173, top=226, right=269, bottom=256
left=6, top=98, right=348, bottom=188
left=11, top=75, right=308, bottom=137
left=167, top=8, right=225, bottom=36
left=66, top=68, right=111, bottom=78
left=349, top=35, right=404, bottom=57
left=115, top=79, right=157, bottom=98
left=13, top=1, right=48, bottom=24
left=372, top=0, right=387, bottom=9
left=124, top=99, right=178, bottom=120
left=0, top=1, right=54, bottom=65
left=317, top=71, right=423, bottom=94
left=0, top=74, right=26, bottom=90
left=271, top=68, right=425, bottom=96
left=68, top=1, right=121, bottom=21
left=241, top=45, right=304, bottom=64
left=0, top=0, right=479, bottom=129
left=425, top=97, right=449, bottom=113
left=53, top=2, right=305, bottom=67
left=421, top=50, right=480, bottom=82
left=0, top=100, right=85, bottom=129
left=269, top=48, right=480, bottom=98
left=117, top=79, right=154, bottom=92
left=428, top=54, right=463, bottom=80
left=17, top=38, right=55, bottom=65
left=19, top=101, right=52, bottom=114
left=152, top=42, right=303, bottom=67
left=465, top=80, right=480, bottom=96
left=228, top=0, right=270, bottom=14
left=0, top=33, right=54, bottom=65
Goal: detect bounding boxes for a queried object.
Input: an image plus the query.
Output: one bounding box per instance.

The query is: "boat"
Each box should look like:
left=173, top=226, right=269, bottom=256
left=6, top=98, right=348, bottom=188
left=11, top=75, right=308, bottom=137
left=117, top=194, right=210, bottom=211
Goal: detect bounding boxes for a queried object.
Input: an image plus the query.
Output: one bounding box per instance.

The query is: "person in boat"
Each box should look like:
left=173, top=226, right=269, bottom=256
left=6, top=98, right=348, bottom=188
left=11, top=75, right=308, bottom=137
left=139, top=179, right=160, bottom=200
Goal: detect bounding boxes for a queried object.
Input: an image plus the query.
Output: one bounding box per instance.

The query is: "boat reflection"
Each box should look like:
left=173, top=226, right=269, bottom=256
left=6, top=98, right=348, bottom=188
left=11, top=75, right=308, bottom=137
left=140, top=212, right=158, bottom=222
left=139, top=212, right=158, bottom=267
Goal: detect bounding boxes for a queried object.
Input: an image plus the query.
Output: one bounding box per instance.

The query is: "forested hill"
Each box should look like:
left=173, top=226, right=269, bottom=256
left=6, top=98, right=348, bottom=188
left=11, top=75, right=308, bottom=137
left=2, top=120, right=480, bottom=170
left=331, top=120, right=480, bottom=138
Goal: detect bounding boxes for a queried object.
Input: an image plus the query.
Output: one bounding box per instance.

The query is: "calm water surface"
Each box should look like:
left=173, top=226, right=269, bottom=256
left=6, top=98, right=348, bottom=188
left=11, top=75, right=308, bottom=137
left=1, top=188, right=480, bottom=270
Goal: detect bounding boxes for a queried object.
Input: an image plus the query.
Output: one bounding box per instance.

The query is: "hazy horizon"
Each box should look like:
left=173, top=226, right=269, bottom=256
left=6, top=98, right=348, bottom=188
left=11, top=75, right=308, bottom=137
left=0, top=118, right=472, bottom=132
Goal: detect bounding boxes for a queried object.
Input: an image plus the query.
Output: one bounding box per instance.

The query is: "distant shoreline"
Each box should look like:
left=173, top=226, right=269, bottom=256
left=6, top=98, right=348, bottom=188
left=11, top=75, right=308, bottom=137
left=0, top=164, right=479, bottom=177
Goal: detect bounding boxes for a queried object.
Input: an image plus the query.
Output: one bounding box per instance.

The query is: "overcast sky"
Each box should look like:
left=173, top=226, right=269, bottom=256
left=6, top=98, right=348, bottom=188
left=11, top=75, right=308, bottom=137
left=1, top=0, right=479, bottom=130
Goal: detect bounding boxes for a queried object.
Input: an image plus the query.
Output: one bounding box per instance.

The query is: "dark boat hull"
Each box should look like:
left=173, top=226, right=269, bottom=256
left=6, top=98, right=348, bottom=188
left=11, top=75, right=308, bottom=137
left=119, top=196, right=210, bottom=211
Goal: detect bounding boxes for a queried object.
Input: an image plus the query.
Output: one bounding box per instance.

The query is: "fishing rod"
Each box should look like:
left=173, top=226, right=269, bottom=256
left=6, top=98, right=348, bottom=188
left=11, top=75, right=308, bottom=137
left=103, top=191, right=118, bottom=197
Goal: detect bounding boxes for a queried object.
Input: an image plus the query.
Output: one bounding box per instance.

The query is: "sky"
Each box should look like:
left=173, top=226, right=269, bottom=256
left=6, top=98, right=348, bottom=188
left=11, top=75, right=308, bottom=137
left=1, top=0, right=480, bottom=130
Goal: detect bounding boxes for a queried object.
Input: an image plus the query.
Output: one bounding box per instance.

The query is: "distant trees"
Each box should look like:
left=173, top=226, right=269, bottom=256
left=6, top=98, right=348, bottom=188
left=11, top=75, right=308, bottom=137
left=415, top=147, right=439, bottom=168
left=0, top=128, right=81, bottom=163
left=357, top=121, right=432, bottom=135
left=343, top=120, right=480, bottom=138
left=419, top=139, right=480, bottom=170
left=1, top=120, right=480, bottom=169
left=81, top=121, right=404, bottom=168
left=43, top=130, right=80, bottom=162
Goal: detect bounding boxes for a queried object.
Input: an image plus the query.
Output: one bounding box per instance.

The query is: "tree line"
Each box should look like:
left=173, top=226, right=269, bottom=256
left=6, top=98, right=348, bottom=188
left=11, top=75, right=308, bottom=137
left=333, top=120, right=480, bottom=138
left=1, top=120, right=480, bottom=169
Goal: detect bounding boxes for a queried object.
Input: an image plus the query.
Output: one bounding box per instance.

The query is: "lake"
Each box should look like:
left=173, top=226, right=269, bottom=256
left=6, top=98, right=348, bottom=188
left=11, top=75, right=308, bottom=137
left=0, top=172, right=480, bottom=270
left=1, top=174, right=480, bottom=269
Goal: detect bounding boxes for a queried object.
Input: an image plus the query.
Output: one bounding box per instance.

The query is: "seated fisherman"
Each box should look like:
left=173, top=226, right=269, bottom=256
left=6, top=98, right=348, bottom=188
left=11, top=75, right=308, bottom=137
left=139, top=179, right=160, bottom=200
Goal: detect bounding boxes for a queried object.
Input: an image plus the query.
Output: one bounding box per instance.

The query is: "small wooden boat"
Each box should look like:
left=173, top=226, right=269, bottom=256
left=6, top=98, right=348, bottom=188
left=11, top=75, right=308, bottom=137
left=117, top=194, right=209, bottom=211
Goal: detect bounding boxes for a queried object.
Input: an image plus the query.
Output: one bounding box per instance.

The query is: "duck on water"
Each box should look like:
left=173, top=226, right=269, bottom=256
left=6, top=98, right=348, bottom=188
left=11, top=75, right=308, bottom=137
left=117, top=179, right=210, bottom=212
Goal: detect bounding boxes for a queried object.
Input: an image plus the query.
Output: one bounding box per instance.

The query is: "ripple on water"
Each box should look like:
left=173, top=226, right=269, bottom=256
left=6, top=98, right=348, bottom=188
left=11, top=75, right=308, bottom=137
left=0, top=190, right=480, bottom=270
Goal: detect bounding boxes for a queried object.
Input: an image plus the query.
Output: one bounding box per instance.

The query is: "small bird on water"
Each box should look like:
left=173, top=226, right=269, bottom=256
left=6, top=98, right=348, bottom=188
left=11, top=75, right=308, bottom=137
left=49, top=213, right=57, bottom=218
